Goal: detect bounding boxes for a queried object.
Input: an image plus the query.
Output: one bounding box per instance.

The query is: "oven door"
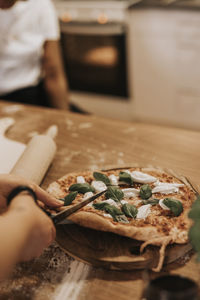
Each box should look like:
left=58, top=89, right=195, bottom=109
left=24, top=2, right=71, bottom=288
left=60, top=22, right=128, bottom=98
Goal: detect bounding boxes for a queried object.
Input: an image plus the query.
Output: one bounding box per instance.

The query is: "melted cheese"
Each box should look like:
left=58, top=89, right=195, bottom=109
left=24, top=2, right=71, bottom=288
left=103, top=213, right=112, bottom=218
left=91, top=180, right=107, bottom=192
left=159, top=199, right=170, bottom=210
left=122, top=188, right=139, bottom=198
left=136, top=204, right=151, bottom=219
left=121, top=200, right=129, bottom=205
left=103, top=198, right=119, bottom=207
left=130, top=171, right=157, bottom=183
left=76, top=176, right=86, bottom=184
left=83, top=191, right=94, bottom=200
left=152, top=182, right=184, bottom=194
left=108, top=174, right=118, bottom=186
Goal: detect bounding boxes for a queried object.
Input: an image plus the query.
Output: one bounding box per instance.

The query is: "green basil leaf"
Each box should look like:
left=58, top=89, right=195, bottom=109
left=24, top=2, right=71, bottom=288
left=104, top=205, right=124, bottom=222
left=93, top=202, right=127, bottom=223
left=163, top=198, right=183, bottom=217
left=142, top=198, right=159, bottom=206
left=93, top=172, right=111, bottom=186
left=105, top=205, right=123, bottom=216
left=115, top=215, right=129, bottom=223
left=63, top=191, right=78, bottom=206
left=105, top=186, right=124, bottom=202
left=188, top=195, right=200, bottom=221
left=93, top=202, right=110, bottom=210
left=69, top=183, right=95, bottom=194
left=119, top=171, right=133, bottom=185
left=139, top=184, right=152, bottom=200
left=122, top=203, right=138, bottom=218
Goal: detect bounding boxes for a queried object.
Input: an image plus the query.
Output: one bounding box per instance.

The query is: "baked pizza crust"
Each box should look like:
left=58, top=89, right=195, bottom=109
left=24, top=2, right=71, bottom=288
left=47, top=166, right=197, bottom=272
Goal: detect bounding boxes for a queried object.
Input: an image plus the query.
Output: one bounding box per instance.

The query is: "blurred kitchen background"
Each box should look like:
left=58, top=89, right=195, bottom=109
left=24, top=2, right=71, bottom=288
left=52, top=0, right=200, bottom=130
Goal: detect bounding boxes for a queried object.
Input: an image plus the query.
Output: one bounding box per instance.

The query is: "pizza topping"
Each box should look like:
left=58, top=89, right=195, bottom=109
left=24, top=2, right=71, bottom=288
left=69, top=183, right=95, bottom=194
left=119, top=171, right=134, bottom=185
left=115, top=215, right=129, bottom=223
left=122, top=203, right=138, bottom=218
left=83, top=191, right=94, bottom=200
left=122, top=188, right=140, bottom=198
left=121, top=200, right=129, bottom=205
left=62, top=191, right=78, bottom=206
left=163, top=198, right=183, bottom=216
left=105, top=205, right=124, bottom=221
left=103, top=213, right=112, bottom=218
left=142, top=198, right=159, bottom=206
left=76, top=176, right=86, bottom=184
left=130, top=171, right=157, bottom=183
left=139, top=184, right=152, bottom=199
left=105, top=186, right=124, bottom=203
left=93, top=202, right=110, bottom=210
left=93, top=202, right=128, bottom=222
left=152, top=182, right=184, bottom=194
left=108, top=174, right=118, bottom=186
left=93, top=172, right=111, bottom=186
left=159, top=198, right=170, bottom=210
left=91, top=180, right=107, bottom=193
left=133, top=199, right=143, bottom=205
left=136, top=204, right=151, bottom=219
left=103, top=199, right=119, bottom=207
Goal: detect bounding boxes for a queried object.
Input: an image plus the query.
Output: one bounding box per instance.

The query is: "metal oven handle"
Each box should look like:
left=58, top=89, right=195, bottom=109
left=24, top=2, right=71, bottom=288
left=60, top=22, right=125, bottom=36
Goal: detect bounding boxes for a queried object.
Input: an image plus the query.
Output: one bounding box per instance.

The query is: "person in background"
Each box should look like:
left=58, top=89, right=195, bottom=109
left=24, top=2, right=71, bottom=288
left=0, top=0, right=69, bottom=109
left=0, top=174, right=62, bottom=281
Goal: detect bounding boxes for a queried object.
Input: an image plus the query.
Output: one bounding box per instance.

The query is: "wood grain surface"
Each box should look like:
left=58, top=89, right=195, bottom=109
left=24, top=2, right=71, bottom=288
left=56, top=223, right=192, bottom=270
left=0, top=100, right=200, bottom=300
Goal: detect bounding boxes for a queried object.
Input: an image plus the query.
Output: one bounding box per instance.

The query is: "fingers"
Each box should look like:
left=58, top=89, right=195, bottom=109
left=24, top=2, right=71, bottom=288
left=34, top=185, right=63, bottom=207
left=0, top=174, right=63, bottom=208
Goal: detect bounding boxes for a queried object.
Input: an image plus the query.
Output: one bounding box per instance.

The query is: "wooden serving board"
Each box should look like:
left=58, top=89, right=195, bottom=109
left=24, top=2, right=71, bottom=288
left=56, top=224, right=192, bottom=271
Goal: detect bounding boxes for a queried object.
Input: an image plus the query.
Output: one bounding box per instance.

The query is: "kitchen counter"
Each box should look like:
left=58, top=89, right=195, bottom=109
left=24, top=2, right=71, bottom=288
left=0, top=100, right=200, bottom=300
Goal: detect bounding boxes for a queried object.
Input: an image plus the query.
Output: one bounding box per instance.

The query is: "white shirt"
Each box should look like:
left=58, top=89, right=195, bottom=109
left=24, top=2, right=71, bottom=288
left=0, top=0, right=60, bottom=95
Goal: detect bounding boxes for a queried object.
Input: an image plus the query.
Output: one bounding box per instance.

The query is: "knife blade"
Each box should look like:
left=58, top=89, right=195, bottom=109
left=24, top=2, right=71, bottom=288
left=51, top=189, right=106, bottom=225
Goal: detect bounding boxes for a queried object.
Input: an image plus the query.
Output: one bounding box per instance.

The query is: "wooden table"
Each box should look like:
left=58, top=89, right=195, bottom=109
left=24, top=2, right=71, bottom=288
left=0, top=100, right=200, bottom=300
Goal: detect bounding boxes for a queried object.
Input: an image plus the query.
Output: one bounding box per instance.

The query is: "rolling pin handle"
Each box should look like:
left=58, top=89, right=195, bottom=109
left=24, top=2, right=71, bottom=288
left=10, top=129, right=57, bottom=185
left=45, top=125, right=58, bottom=139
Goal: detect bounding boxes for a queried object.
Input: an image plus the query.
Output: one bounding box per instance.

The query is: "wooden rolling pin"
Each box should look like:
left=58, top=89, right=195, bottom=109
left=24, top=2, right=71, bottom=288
left=11, top=126, right=57, bottom=185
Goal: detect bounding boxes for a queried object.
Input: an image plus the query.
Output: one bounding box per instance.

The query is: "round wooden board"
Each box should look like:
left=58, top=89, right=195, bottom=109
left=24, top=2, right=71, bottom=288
left=56, top=223, right=192, bottom=271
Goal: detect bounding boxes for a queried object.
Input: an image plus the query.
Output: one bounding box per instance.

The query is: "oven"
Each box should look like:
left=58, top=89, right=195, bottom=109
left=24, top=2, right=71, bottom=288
left=60, top=22, right=128, bottom=98
left=54, top=1, right=132, bottom=120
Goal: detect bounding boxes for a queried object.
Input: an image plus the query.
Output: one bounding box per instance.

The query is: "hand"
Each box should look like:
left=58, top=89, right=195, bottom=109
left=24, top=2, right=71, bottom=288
left=0, top=174, right=62, bottom=266
left=0, top=174, right=62, bottom=210
left=9, top=193, right=56, bottom=261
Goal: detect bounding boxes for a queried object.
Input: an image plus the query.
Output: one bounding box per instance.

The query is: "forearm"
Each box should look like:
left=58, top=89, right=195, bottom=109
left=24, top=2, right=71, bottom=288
left=42, top=40, right=70, bottom=110
left=44, top=75, right=69, bottom=110
left=0, top=176, right=58, bottom=281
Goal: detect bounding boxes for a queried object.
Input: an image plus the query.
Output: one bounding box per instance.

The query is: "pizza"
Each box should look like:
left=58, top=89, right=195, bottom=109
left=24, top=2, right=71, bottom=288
left=47, top=166, right=197, bottom=272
